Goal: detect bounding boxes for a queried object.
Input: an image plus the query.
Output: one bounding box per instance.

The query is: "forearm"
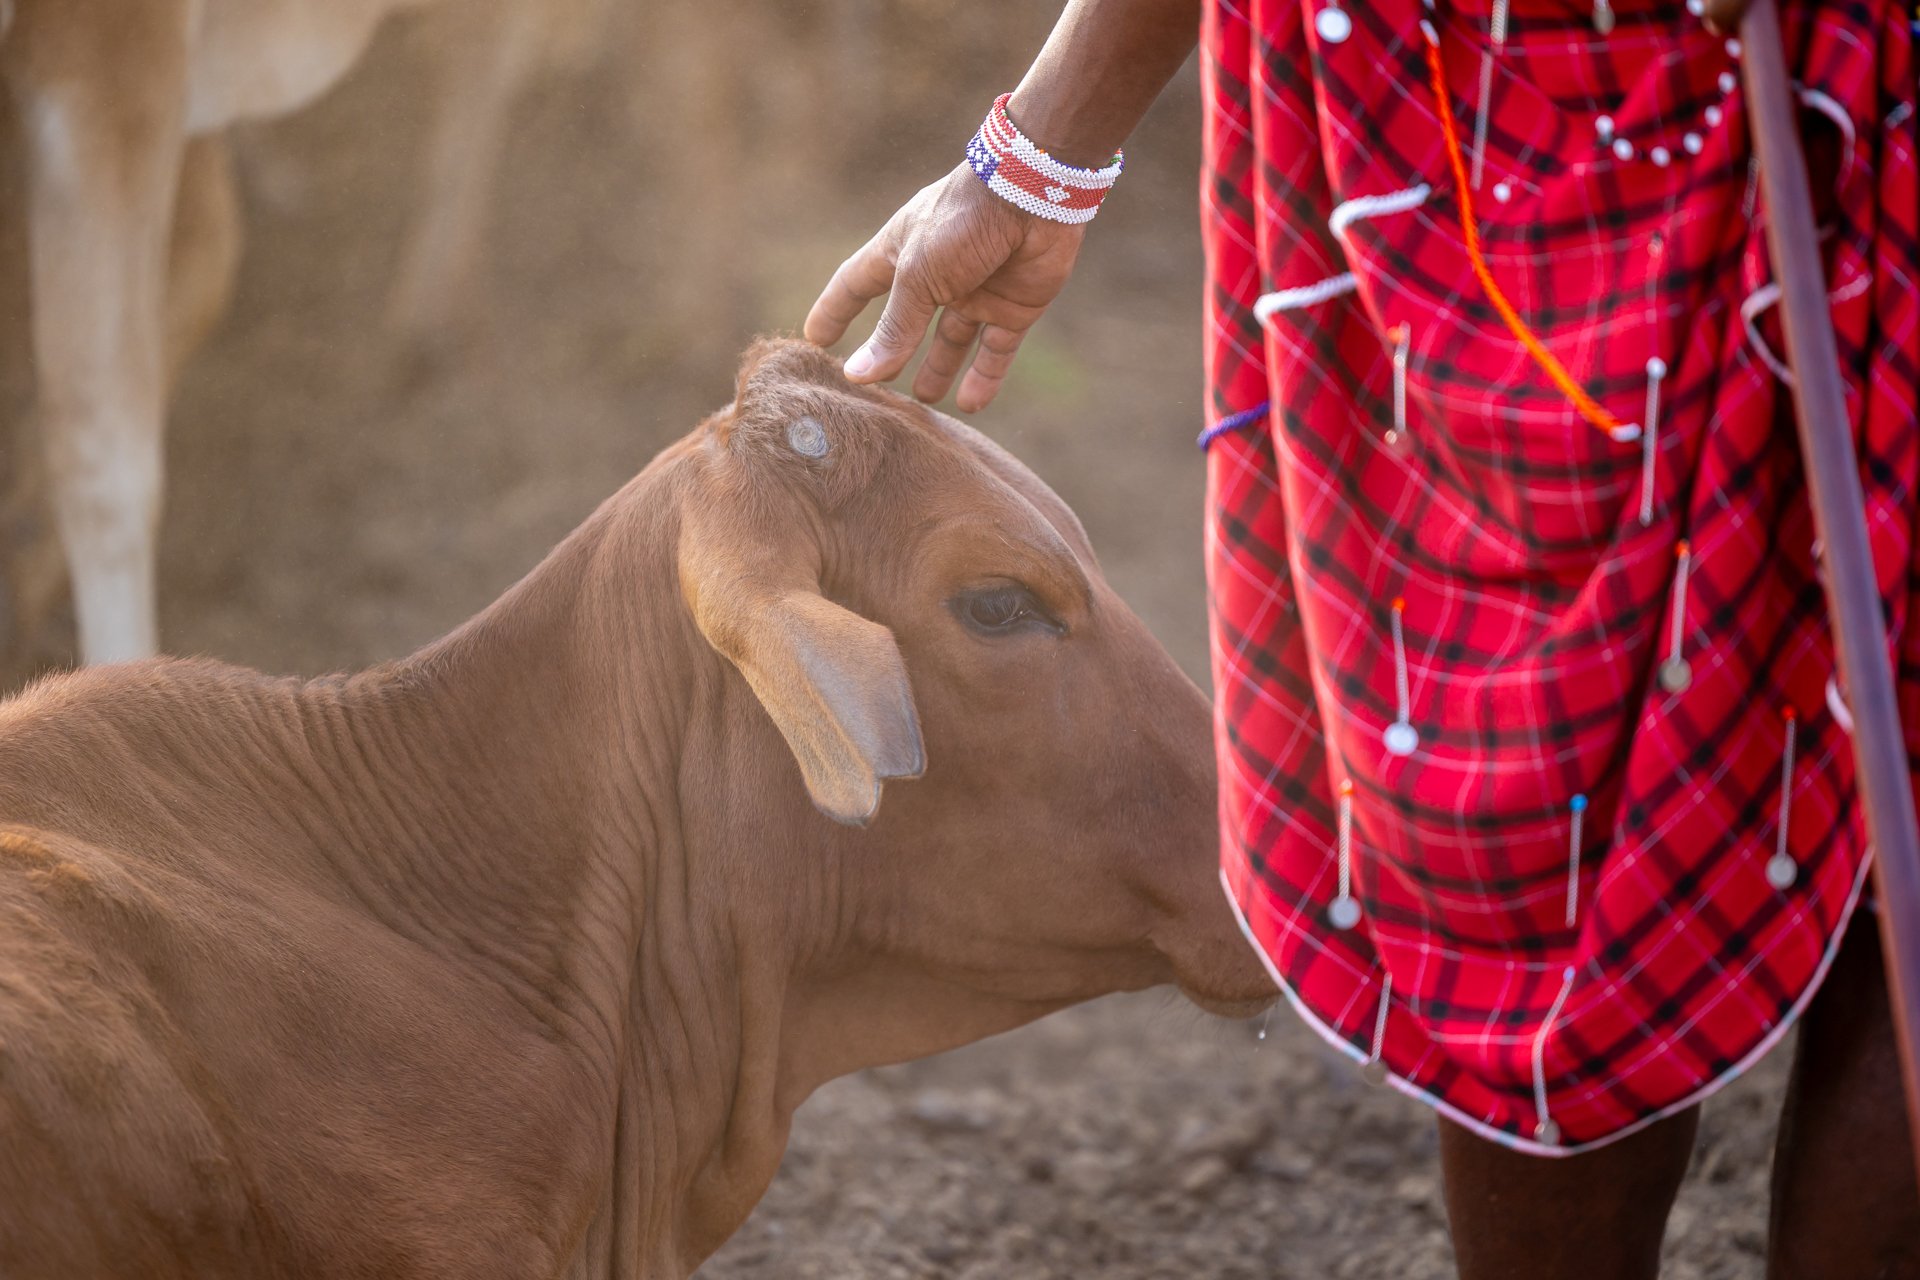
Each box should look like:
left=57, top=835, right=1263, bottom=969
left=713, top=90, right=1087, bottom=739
left=1007, top=0, right=1201, bottom=168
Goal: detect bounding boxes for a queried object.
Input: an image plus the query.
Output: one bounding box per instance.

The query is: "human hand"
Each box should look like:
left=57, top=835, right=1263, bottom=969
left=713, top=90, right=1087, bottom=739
left=804, top=163, right=1086, bottom=413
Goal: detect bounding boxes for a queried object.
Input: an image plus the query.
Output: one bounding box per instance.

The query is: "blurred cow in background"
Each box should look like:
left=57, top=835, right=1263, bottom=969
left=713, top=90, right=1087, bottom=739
left=0, top=0, right=609, bottom=674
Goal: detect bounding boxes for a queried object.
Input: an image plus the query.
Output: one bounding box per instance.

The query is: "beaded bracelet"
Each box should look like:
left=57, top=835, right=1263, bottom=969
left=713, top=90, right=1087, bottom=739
left=965, top=93, right=1124, bottom=225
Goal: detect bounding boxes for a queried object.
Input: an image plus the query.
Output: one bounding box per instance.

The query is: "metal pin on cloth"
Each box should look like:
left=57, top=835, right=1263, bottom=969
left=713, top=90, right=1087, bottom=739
left=1592, top=0, right=1614, bottom=34
left=1638, top=357, right=1667, bottom=526
left=1330, top=779, right=1362, bottom=929
left=1314, top=0, right=1353, bottom=43
left=1387, top=324, right=1412, bottom=448
left=1360, top=973, right=1392, bottom=1085
left=1565, top=794, right=1589, bottom=927
left=1767, top=710, right=1800, bottom=889
left=1659, top=540, right=1694, bottom=693
left=1384, top=597, right=1420, bottom=755
left=1471, top=0, right=1511, bottom=189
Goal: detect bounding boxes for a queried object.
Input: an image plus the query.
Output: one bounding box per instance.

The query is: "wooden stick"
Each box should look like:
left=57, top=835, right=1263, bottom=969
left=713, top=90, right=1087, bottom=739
left=1738, top=0, right=1920, bottom=1185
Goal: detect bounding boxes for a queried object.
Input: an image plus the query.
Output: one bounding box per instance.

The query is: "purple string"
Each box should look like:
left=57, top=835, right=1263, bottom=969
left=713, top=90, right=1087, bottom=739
left=1196, top=401, right=1272, bottom=449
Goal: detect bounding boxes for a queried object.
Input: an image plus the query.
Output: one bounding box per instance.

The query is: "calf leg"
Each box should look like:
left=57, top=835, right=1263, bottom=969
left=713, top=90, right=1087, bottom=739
left=4, top=0, right=191, bottom=664
left=1767, top=918, right=1920, bottom=1279
left=164, top=135, right=242, bottom=386
left=1439, top=1106, right=1697, bottom=1279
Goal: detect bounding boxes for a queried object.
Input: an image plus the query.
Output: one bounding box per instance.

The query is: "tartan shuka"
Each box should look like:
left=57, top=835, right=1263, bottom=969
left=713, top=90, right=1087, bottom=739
left=1202, top=0, right=1918, bottom=1153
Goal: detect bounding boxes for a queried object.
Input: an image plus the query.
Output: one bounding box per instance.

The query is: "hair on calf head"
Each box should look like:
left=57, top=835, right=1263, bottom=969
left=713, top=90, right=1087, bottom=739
left=718, top=337, right=916, bottom=510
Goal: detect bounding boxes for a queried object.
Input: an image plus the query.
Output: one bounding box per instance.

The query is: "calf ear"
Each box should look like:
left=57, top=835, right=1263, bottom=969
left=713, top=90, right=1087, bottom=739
left=679, top=516, right=925, bottom=827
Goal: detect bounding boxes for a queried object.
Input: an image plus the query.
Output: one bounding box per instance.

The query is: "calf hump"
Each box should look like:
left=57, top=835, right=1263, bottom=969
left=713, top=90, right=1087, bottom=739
left=0, top=825, right=155, bottom=922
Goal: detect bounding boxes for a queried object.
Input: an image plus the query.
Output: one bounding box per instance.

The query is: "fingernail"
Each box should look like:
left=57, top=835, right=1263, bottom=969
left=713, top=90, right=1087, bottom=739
left=844, top=346, right=877, bottom=379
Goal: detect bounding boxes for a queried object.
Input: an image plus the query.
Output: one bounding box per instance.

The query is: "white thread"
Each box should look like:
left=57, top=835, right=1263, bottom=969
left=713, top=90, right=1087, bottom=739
left=1796, top=85, right=1856, bottom=180
left=1368, top=973, right=1393, bottom=1062
left=1776, top=717, right=1798, bottom=863
left=1391, top=602, right=1412, bottom=723
left=1254, top=273, right=1359, bottom=320
left=1827, top=676, right=1855, bottom=734
left=1474, top=0, right=1510, bottom=197
left=1337, top=783, right=1355, bottom=900
left=1565, top=797, right=1589, bottom=928
left=1532, top=966, right=1577, bottom=1141
left=1741, top=282, right=1797, bottom=385
left=1473, top=51, right=1495, bottom=190
left=1667, top=544, right=1692, bottom=668
left=1829, top=271, right=1871, bottom=304
left=1639, top=358, right=1666, bottom=526
left=1390, top=326, right=1411, bottom=443
left=1329, top=184, right=1433, bottom=240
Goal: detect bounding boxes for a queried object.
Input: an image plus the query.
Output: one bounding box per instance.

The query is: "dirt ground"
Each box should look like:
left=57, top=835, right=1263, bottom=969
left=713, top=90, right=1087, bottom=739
left=14, top=4, right=1787, bottom=1274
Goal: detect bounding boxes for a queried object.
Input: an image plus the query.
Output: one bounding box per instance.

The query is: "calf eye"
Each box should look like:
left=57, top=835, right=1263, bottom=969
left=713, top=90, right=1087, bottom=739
left=951, top=585, right=1061, bottom=637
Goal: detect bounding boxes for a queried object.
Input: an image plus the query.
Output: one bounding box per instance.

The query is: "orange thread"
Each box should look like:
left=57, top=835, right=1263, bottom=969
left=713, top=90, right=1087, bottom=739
left=1422, top=34, right=1632, bottom=440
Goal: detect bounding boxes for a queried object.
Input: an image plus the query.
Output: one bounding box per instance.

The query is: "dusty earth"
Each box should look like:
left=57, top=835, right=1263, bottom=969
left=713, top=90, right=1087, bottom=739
left=7, top=4, right=1787, bottom=1275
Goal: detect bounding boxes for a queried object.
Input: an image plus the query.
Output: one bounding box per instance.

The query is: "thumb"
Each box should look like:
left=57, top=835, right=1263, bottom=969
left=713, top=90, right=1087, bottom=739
left=845, top=261, right=940, bottom=383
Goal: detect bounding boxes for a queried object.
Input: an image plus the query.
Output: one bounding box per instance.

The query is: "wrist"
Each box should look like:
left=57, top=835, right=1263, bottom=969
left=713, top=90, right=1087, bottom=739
left=965, top=93, right=1124, bottom=226
left=1005, top=86, right=1127, bottom=169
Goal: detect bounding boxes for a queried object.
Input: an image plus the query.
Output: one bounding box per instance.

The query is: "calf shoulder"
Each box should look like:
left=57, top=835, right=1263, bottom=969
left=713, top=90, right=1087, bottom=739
left=0, top=826, right=262, bottom=1278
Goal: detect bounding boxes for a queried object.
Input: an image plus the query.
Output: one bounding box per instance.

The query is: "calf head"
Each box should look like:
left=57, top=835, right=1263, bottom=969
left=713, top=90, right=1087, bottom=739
left=674, top=340, right=1275, bottom=1062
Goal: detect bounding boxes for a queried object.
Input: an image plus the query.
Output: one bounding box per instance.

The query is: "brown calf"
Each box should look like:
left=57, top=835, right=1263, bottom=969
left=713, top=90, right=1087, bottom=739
left=0, top=340, right=1274, bottom=1278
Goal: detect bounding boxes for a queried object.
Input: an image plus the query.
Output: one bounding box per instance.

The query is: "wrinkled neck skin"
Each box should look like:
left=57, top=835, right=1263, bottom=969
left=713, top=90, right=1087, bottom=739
left=285, top=459, right=1066, bottom=1279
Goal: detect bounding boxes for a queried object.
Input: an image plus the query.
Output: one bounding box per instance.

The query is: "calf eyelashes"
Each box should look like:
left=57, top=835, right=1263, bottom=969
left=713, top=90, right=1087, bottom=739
left=949, top=584, right=1064, bottom=638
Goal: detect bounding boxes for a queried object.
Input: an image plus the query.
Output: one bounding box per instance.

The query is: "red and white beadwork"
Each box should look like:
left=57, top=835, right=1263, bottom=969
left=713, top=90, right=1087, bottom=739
left=966, top=93, right=1124, bottom=225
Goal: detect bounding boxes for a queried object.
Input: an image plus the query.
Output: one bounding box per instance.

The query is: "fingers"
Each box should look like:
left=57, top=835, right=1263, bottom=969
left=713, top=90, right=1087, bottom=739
left=843, top=253, right=943, bottom=383
left=804, top=227, right=899, bottom=350
left=954, top=324, right=1027, bottom=414
left=911, top=309, right=982, bottom=403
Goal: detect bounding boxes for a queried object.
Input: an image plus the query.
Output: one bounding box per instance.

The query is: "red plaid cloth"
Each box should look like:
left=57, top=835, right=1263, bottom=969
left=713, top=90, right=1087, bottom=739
left=1203, top=0, right=1918, bottom=1153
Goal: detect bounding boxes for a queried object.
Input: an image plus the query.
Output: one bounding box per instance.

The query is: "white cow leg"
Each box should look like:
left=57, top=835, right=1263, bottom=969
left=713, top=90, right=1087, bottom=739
left=7, top=1, right=192, bottom=665
left=46, top=413, right=162, bottom=665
